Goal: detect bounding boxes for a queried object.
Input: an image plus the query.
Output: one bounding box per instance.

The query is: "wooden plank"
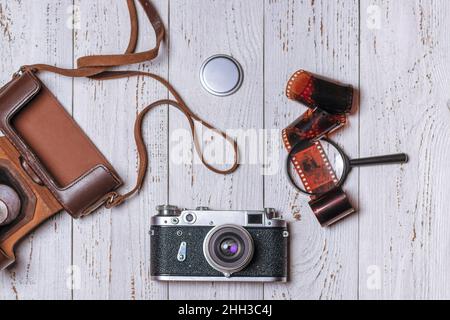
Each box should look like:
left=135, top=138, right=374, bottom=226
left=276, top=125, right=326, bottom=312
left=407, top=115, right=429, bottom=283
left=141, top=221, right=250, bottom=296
left=0, top=0, right=73, bottom=300
left=359, top=0, right=450, bottom=300
left=2, top=0, right=449, bottom=301
left=71, top=0, right=169, bottom=300
left=263, top=0, right=360, bottom=299
left=168, top=0, right=264, bottom=300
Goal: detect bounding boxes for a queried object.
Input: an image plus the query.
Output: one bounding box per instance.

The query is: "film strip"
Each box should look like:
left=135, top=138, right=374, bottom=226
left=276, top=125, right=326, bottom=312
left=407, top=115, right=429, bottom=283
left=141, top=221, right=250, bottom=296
left=283, top=70, right=356, bottom=226
left=286, top=70, right=314, bottom=105
left=283, top=130, right=338, bottom=195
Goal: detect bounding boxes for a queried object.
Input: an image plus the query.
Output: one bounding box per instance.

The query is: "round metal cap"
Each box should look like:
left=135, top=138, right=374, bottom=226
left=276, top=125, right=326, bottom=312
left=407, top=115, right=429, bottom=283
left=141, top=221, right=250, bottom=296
left=200, top=55, right=243, bottom=97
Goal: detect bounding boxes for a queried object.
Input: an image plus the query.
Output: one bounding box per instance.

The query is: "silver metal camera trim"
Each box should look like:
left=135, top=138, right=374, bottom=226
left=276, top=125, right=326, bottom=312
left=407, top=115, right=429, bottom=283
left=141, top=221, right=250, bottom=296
left=151, top=207, right=287, bottom=229
left=203, top=224, right=254, bottom=277
left=199, top=54, right=244, bottom=97
left=152, top=275, right=287, bottom=283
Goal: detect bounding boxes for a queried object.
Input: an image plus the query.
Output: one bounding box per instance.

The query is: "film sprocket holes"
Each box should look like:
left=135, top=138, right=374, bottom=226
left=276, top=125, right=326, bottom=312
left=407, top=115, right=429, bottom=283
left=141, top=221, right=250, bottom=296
left=150, top=205, right=289, bottom=282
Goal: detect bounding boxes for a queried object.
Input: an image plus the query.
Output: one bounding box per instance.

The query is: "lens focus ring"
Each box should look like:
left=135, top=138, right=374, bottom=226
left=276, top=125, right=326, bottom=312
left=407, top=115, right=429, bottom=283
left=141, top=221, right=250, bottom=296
left=203, top=225, right=254, bottom=277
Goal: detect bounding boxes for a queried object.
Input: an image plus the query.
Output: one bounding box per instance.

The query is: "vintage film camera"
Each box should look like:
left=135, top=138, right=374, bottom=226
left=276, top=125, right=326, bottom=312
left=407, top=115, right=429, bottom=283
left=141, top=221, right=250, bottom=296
left=150, top=206, right=289, bottom=282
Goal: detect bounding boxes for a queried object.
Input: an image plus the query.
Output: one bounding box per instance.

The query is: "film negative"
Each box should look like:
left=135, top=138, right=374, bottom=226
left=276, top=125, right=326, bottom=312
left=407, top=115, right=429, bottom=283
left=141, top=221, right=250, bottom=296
left=283, top=70, right=356, bottom=227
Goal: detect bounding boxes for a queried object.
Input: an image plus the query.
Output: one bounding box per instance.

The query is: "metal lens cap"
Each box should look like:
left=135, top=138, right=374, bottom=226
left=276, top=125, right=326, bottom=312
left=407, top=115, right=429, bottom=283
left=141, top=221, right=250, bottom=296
left=200, top=55, right=243, bottom=97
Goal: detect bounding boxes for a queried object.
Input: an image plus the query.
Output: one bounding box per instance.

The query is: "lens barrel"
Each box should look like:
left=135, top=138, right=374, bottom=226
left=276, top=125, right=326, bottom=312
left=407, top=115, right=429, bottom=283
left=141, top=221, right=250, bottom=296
left=203, top=225, right=254, bottom=277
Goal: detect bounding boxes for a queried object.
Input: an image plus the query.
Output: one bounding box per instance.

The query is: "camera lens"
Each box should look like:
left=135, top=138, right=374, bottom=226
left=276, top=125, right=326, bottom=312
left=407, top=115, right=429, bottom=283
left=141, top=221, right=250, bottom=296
left=214, top=234, right=245, bottom=264
left=203, top=225, right=254, bottom=276
left=220, top=239, right=240, bottom=257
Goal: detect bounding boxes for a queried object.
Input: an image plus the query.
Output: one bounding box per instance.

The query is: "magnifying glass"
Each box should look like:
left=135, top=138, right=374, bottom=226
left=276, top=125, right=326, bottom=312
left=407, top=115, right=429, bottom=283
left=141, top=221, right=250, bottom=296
left=286, top=138, right=409, bottom=197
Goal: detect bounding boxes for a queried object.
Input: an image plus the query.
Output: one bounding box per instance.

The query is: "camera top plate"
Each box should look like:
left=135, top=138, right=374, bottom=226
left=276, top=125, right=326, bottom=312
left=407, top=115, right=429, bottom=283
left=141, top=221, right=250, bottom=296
left=152, top=206, right=287, bottom=229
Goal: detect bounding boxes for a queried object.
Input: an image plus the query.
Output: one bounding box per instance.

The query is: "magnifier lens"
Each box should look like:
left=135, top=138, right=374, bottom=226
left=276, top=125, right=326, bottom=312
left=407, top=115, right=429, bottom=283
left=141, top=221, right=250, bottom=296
left=320, top=140, right=345, bottom=179
left=288, top=140, right=346, bottom=195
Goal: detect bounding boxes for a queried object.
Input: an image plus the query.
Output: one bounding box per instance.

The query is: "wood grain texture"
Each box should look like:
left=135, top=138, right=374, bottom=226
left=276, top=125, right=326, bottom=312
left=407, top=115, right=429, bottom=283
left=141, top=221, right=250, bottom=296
left=359, top=0, right=450, bottom=300
left=0, top=0, right=449, bottom=300
left=168, top=0, right=264, bottom=300
left=71, top=0, right=169, bottom=300
left=0, top=0, right=73, bottom=300
left=263, top=0, right=360, bottom=300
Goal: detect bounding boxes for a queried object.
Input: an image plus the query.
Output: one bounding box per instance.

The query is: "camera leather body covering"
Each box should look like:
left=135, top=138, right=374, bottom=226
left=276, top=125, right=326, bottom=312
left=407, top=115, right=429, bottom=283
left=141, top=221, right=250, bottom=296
left=283, top=70, right=356, bottom=227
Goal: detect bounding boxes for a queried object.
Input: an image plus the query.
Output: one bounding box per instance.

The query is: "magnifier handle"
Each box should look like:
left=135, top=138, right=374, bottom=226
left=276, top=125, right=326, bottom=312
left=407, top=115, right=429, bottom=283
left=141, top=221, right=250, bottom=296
left=349, top=153, right=409, bottom=167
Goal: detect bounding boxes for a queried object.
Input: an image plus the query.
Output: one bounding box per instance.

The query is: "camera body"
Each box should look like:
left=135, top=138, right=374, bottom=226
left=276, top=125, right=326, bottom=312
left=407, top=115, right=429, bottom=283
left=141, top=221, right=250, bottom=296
left=150, top=206, right=289, bottom=282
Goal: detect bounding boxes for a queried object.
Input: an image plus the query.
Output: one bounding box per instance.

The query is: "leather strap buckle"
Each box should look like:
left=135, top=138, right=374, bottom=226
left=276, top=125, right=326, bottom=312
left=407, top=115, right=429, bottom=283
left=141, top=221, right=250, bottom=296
left=104, top=192, right=124, bottom=209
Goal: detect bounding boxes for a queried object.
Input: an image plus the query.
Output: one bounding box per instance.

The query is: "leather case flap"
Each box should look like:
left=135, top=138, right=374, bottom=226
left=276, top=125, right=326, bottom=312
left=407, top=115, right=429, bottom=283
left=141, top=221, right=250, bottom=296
left=0, top=71, right=123, bottom=218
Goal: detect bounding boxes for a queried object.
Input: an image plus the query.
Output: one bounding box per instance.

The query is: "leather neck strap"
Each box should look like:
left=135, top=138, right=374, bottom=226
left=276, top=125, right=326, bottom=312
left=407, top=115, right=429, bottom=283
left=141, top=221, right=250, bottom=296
left=26, top=0, right=164, bottom=78
left=22, top=0, right=239, bottom=208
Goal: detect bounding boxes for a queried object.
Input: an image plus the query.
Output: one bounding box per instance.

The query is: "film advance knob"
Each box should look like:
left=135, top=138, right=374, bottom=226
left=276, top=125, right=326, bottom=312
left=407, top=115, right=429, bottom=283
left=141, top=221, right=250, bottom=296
left=156, top=205, right=180, bottom=217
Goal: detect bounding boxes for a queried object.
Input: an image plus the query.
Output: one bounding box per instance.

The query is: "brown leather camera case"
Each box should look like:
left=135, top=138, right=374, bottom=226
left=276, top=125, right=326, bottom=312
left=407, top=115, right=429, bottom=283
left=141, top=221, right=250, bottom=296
left=0, top=0, right=239, bottom=271
left=0, top=71, right=123, bottom=270
left=0, top=71, right=122, bottom=218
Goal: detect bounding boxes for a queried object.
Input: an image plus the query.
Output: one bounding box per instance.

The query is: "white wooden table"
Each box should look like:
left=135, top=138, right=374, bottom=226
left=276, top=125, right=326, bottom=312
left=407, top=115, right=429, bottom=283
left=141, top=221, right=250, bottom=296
left=0, top=0, right=449, bottom=300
